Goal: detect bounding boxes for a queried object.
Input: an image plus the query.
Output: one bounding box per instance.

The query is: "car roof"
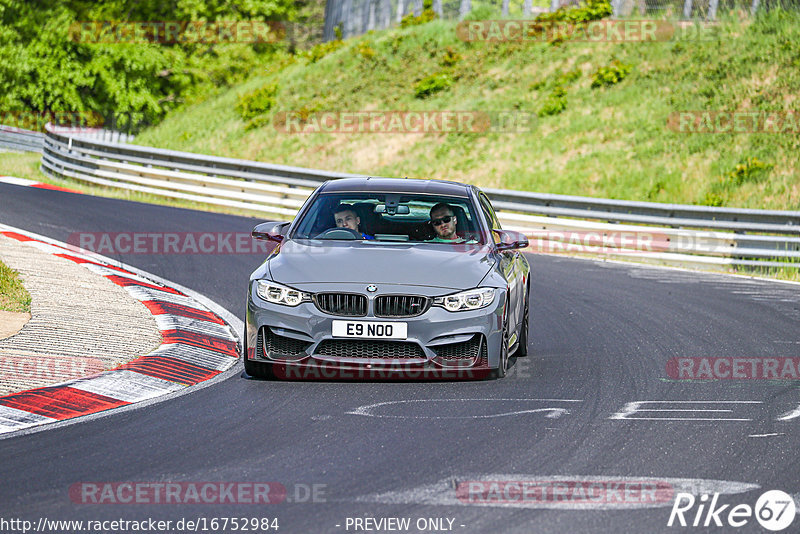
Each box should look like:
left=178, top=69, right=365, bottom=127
left=317, top=177, right=473, bottom=197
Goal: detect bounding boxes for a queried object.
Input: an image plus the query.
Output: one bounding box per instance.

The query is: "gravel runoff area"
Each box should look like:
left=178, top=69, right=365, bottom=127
left=0, top=234, right=163, bottom=395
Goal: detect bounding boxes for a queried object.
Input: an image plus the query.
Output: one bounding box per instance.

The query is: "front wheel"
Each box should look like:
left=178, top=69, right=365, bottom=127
left=490, top=316, right=509, bottom=379
left=516, top=284, right=530, bottom=357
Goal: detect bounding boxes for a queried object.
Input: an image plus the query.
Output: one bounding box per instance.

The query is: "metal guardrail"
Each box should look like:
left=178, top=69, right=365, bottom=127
left=0, top=126, right=44, bottom=153
left=22, top=124, right=800, bottom=270
left=0, top=126, right=134, bottom=154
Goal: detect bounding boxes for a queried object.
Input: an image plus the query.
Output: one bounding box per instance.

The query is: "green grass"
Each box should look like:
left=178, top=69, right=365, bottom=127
left=132, top=8, right=800, bottom=211
left=0, top=259, right=30, bottom=313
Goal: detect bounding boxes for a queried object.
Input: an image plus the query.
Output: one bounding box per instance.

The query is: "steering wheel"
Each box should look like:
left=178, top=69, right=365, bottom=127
left=314, top=227, right=364, bottom=240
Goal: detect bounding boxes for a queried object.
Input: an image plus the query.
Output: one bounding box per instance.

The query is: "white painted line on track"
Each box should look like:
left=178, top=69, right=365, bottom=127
left=347, top=398, right=582, bottom=419
left=609, top=401, right=762, bottom=421
left=748, top=433, right=785, bottom=438
left=0, top=176, right=38, bottom=187
left=776, top=405, right=800, bottom=421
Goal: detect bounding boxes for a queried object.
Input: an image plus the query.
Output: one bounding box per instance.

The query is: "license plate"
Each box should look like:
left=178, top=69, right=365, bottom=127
left=332, top=320, right=407, bottom=339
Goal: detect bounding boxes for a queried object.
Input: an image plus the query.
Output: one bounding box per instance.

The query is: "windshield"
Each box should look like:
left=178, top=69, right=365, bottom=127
left=291, top=192, right=486, bottom=244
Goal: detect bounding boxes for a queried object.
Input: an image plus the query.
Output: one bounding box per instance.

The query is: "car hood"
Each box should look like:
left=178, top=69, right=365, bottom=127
left=267, top=239, right=496, bottom=290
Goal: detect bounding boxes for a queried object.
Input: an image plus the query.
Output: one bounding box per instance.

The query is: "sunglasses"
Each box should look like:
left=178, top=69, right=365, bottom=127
left=431, top=215, right=454, bottom=226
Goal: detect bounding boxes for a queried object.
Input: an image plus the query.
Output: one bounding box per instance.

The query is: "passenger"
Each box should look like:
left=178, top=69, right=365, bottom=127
left=427, top=203, right=472, bottom=243
left=333, top=204, right=374, bottom=240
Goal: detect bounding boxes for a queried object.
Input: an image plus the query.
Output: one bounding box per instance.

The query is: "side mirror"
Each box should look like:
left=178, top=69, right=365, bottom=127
left=493, top=229, right=529, bottom=251
left=252, top=221, right=290, bottom=243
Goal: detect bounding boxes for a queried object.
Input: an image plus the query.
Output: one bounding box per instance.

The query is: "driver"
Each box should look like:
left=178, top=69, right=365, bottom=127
left=333, top=204, right=374, bottom=240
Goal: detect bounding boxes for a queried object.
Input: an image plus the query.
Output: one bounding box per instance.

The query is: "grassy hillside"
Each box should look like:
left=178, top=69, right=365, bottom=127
left=135, top=8, right=800, bottom=210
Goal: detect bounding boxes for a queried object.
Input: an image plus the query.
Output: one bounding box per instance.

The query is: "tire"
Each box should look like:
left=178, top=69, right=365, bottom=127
left=516, top=282, right=530, bottom=357
left=490, top=315, right=509, bottom=379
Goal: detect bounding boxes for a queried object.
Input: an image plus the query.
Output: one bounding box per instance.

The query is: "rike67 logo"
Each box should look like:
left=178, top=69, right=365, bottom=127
left=668, top=490, right=796, bottom=531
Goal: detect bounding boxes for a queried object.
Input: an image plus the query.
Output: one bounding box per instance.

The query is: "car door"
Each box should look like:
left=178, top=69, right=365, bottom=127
left=478, top=192, right=524, bottom=339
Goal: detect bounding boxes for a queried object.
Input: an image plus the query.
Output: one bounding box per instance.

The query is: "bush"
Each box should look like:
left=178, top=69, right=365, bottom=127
left=303, top=39, right=345, bottom=63
left=536, top=0, right=612, bottom=24
left=400, top=8, right=437, bottom=28
left=591, top=60, right=633, bottom=88
left=356, top=41, right=377, bottom=61
left=441, top=47, right=461, bottom=67
left=557, top=68, right=582, bottom=85
left=725, top=157, right=773, bottom=185
left=236, top=84, right=278, bottom=121
left=414, top=71, right=453, bottom=99
left=538, top=86, right=568, bottom=116
left=400, top=0, right=438, bottom=28
left=699, top=157, right=774, bottom=206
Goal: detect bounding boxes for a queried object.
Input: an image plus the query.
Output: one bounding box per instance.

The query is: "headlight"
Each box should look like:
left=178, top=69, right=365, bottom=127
left=256, top=280, right=311, bottom=307
left=433, top=288, right=496, bottom=312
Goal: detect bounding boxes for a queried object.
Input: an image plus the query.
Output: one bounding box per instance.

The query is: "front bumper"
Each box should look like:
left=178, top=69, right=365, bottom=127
left=245, top=281, right=506, bottom=378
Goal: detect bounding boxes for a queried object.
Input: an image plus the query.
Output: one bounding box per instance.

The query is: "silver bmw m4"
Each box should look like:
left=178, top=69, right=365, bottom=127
left=244, top=177, right=530, bottom=380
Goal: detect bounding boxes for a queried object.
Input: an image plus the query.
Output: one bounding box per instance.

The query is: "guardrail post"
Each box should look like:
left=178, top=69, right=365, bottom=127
left=750, top=0, right=760, bottom=15
left=378, top=0, right=390, bottom=27
left=707, top=0, right=719, bottom=19
left=361, top=0, right=372, bottom=32
left=459, top=0, right=471, bottom=18
left=682, top=0, right=693, bottom=18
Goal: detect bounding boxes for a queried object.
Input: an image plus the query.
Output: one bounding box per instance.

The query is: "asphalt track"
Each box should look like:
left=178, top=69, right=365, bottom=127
left=0, top=182, right=799, bottom=534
